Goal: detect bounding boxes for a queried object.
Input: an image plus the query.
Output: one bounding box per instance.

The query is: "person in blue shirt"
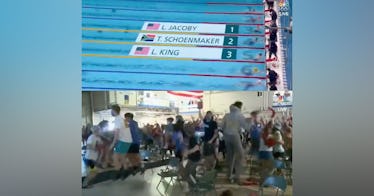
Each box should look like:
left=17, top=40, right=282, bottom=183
left=124, top=113, right=145, bottom=175
left=249, top=111, right=262, bottom=158
left=172, top=120, right=185, bottom=161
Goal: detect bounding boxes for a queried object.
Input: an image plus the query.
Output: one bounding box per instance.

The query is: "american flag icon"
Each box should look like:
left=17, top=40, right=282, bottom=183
left=146, top=23, right=160, bottom=30
left=134, top=47, right=150, bottom=55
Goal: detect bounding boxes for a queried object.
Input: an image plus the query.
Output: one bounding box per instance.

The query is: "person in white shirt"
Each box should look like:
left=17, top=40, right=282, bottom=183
left=82, top=125, right=102, bottom=188
left=109, top=104, right=133, bottom=180
left=221, top=101, right=250, bottom=184
left=273, top=123, right=285, bottom=159
left=85, top=126, right=102, bottom=168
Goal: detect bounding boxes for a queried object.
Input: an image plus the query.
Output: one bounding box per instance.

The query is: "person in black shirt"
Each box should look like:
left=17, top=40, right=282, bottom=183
left=202, top=111, right=218, bottom=144
left=269, top=21, right=278, bottom=35
left=269, top=31, right=277, bottom=42
left=267, top=68, right=279, bottom=86
left=268, top=41, right=278, bottom=60
left=198, top=109, right=219, bottom=170
left=199, top=110, right=218, bottom=155
left=270, top=8, right=278, bottom=22
left=269, top=83, right=278, bottom=91
left=266, top=21, right=278, bottom=43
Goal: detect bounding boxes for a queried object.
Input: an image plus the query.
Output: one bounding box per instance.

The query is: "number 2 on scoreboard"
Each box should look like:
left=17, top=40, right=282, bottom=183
left=223, top=37, right=238, bottom=46
left=221, top=49, right=237, bottom=60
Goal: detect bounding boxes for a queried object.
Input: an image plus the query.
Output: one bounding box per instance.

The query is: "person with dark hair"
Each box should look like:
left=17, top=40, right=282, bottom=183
left=268, top=41, right=278, bottom=60
left=199, top=109, right=218, bottom=169
left=163, top=117, right=175, bottom=154
left=267, top=68, right=279, bottom=87
left=172, top=119, right=185, bottom=161
left=82, top=125, right=102, bottom=188
left=266, top=0, right=275, bottom=9
left=222, top=103, right=249, bottom=184
left=180, top=129, right=201, bottom=192
left=249, top=111, right=262, bottom=159
left=109, top=104, right=132, bottom=180
left=175, top=115, right=186, bottom=137
left=233, top=101, right=243, bottom=109
left=151, top=123, right=163, bottom=149
left=124, top=113, right=145, bottom=175
left=254, top=53, right=263, bottom=61
left=270, top=8, right=278, bottom=22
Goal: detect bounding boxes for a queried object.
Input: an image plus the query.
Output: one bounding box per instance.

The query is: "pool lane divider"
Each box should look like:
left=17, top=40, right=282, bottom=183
left=84, top=0, right=265, bottom=6
left=82, top=54, right=265, bottom=64
left=82, top=27, right=265, bottom=37
left=82, top=40, right=265, bottom=50
left=82, top=69, right=267, bottom=80
left=83, top=6, right=265, bottom=15
left=82, top=16, right=264, bottom=26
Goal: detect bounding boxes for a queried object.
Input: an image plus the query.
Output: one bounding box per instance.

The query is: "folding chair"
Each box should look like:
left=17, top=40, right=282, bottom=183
left=156, top=157, right=182, bottom=194
left=259, top=176, right=287, bottom=196
left=272, top=160, right=292, bottom=184
left=190, top=169, right=218, bottom=196
left=140, top=150, right=154, bottom=175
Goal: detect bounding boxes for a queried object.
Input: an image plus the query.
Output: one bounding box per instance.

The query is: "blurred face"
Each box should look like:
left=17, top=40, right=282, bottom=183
left=252, top=115, right=259, bottom=123
left=111, top=109, right=117, bottom=117
left=205, top=112, right=213, bottom=121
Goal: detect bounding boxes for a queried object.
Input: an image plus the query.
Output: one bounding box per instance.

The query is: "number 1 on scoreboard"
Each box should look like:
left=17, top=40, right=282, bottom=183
left=225, top=25, right=239, bottom=34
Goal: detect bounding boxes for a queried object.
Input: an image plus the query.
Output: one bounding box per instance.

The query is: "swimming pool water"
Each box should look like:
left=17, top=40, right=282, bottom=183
left=82, top=0, right=267, bottom=90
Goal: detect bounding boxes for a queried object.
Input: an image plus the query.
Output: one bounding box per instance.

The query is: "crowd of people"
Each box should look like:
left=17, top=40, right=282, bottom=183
left=82, top=101, right=293, bottom=193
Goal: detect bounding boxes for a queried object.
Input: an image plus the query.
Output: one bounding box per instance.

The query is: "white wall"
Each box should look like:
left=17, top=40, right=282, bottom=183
left=202, top=91, right=272, bottom=117
left=89, top=91, right=278, bottom=126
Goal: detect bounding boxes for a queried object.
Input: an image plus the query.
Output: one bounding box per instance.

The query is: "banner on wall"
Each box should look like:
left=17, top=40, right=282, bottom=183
left=167, top=91, right=203, bottom=113
left=272, top=91, right=292, bottom=107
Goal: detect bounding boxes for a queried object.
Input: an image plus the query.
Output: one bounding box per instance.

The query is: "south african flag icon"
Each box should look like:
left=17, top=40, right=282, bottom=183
left=140, top=34, right=156, bottom=42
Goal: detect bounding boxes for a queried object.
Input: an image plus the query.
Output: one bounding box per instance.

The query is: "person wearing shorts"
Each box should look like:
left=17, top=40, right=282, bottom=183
left=124, top=112, right=145, bottom=175
left=82, top=125, right=102, bottom=188
left=109, top=104, right=132, bottom=179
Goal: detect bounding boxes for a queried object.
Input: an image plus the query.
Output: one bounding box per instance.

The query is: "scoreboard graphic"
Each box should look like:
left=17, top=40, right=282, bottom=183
left=82, top=0, right=267, bottom=90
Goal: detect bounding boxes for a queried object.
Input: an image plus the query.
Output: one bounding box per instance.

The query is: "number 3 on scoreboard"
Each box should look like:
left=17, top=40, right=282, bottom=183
left=221, top=49, right=237, bottom=60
